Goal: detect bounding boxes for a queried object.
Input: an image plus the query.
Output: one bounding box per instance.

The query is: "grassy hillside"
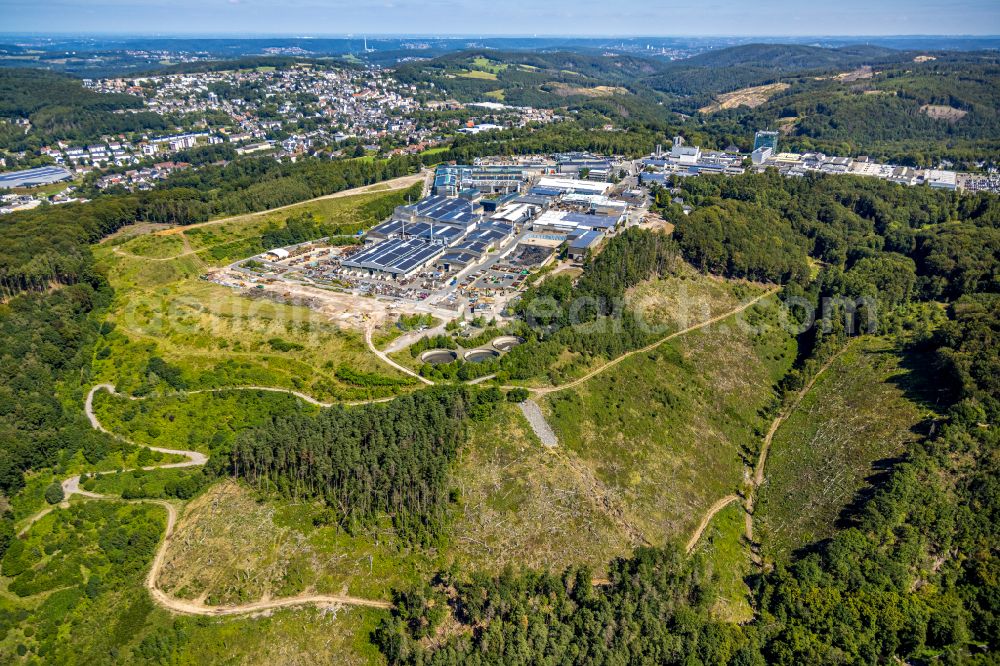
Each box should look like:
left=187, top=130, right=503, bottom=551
left=643, top=43, right=906, bottom=106
left=446, top=402, right=635, bottom=575
left=755, top=336, right=939, bottom=560
left=90, top=187, right=420, bottom=402
left=394, top=50, right=670, bottom=122
left=693, top=501, right=753, bottom=623
left=541, top=293, right=796, bottom=547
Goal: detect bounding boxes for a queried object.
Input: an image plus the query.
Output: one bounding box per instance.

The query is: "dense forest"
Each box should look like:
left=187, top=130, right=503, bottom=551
left=228, top=387, right=502, bottom=544
left=666, top=171, right=1000, bottom=301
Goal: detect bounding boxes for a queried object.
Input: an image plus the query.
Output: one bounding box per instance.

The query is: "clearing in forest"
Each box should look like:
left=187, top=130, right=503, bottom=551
left=91, top=188, right=420, bottom=402
left=699, top=82, right=790, bottom=114
left=158, top=480, right=441, bottom=605
left=920, top=104, right=968, bottom=122
left=755, top=337, right=939, bottom=560
left=446, top=403, right=634, bottom=575
left=541, top=294, right=796, bottom=547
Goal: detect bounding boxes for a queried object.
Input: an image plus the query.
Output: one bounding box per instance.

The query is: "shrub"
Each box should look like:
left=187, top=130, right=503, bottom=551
left=506, top=388, right=530, bottom=402
left=44, top=482, right=64, bottom=505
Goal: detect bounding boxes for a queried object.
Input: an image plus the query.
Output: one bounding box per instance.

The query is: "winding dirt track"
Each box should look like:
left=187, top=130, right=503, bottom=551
left=682, top=314, right=846, bottom=556
left=685, top=345, right=846, bottom=553
left=365, top=324, right=434, bottom=386
left=743, top=348, right=845, bottom=543
left=528, top=287, right=779, bottom=396
left=20, top=289, right=786, bottom=614
left=685, top=494, right=741, bottom=553
left=19, top=384, right=391, bottom=614
left=155, top=172, right=428, bottom=237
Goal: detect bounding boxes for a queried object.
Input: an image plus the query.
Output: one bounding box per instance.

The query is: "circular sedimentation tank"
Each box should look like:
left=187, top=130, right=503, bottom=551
left=492, top=335, right=525, bottom=352
left=464, top=349, right=501, bottom=363
left=420, top=349, right=458, bottom=365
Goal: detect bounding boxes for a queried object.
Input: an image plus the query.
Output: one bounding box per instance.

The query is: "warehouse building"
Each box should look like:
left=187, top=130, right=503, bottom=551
left=0, top=166, right=72, bottom=189
left=568, top=230, right=604, bottom=261
left=341, top=237, right=446, bottom=277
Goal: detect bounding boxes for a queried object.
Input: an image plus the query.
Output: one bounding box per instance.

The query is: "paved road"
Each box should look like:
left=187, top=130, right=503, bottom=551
left=365, top=324, right=434, bottom=386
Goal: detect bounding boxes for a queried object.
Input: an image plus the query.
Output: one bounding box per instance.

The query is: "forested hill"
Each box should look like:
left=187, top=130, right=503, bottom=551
left=674, top=43, right=901, bottom=70
left=640, top=43, right=907, bottom=97
left=0, top=68, right=167, bottom=151
left=688, top=56, right=1000, bottom=166
left=375, top=174, right=1000, bottom=666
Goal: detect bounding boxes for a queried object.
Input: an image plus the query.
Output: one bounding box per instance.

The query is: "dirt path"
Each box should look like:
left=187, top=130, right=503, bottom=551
left=365, top=323, right=434, bottom=386
left=19, top=383, right=392, bottom=615
left=155, top=172, right=428, bottom=237
left=529, top=288, right=778, bottom=396
left=684, top=494, right=741, bottom=553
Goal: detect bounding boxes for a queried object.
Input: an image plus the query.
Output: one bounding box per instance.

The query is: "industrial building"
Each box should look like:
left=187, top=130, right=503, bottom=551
left=392, top=194, right=481, bottom=231
left=0, top=166, right=72, bottom=189
left=532, top=177, right=612, bottom=196
left=754, top=130, right=780, bottom=152
left=567, top=230, right=604, bottom=261
left=433, top=164, right=530, bottom=196
left=531, top=210, right=620, bottom=234
left=341, top=237, right=446, bottom=277
left=342, top=195, right=519, bottom=279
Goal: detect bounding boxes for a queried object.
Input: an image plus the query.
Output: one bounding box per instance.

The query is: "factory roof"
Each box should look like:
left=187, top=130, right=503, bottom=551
left=368, top=218, right=465, bottom=244
left=397, top=195, right=480, bottom=226
left=343, top=238, right=445, bottom=275
left=0, top=166, right=72, bottom=189
left=569, top=230, right=604, bottom=250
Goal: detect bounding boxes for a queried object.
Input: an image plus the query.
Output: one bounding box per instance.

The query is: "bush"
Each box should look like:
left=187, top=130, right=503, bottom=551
left=44, top=482, right=64, bottom=505
left=506, top=388, right=530, bottom=402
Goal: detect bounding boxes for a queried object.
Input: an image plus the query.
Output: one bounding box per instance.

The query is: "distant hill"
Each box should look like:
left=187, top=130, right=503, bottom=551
left=642, top=43, right=910, bottom=98
left=677, top=43, right=901, bottom=70
left=393, top=50, right=671, bottom=118
left=688, top=55, right=1000, bottom=166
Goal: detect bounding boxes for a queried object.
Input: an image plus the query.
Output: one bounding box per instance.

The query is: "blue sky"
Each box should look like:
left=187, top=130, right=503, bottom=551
left=3, top=0, right=1000, bottom=36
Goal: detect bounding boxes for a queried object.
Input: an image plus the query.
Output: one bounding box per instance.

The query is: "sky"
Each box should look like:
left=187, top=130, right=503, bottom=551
left=3, top=0, right=1000, bottom=37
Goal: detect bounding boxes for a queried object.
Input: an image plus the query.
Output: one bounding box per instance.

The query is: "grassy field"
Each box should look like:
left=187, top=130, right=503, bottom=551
left=693, top=502, right=753, bottom=623
left=159, top=481, right=441, bottom=605
left=168, top=606, right=386, bottom=665
left=756, top=336, right=938, bottom=560
left=525, top=269, right=772, bottom=389
left=457, top=70, right=498, bottom=80
left=181, top=187, right=417, bottom=264
left=90, top=188, right=423, bottom=401
left=92, top=389, right=317, bottom=455
left=446, top=403, right=633, bottom=575
left=541, top=294, right=796, bottom=548
left=626, top=263, right=763, bottom=331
